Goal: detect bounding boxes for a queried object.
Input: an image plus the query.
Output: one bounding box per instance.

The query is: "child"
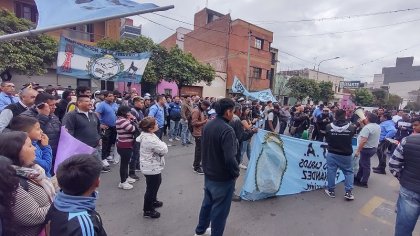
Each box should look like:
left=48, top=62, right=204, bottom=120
left=46, top=154, right=107, bottom=236
left=136, top=117, right=168, bottom=219
left=10, top=115, right=53, bottom=177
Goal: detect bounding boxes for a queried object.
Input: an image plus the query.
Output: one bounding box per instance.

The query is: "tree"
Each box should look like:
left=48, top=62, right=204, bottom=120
left=316, top=81, right=334, bottom=104
left=385, top=94, right=403, bottom=110
left=352, top=88, right=374, bottom=106
left=286, top=76, right=319, bottom=102
left=0, top=10, right=57, bottom=76
left=371, top=89, right=387, bottom=107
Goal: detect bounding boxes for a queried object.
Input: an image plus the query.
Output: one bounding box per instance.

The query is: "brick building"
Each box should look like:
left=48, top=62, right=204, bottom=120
left=160, top=8, right=277, bottom=97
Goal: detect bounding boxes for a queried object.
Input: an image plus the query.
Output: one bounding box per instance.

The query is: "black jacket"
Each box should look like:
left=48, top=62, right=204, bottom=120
left=325, top=120, right=356, bottom=156
left=292, top=112, right=310, bottom=133
left=202, top=116, right=239, bottom=182
left=399, top=135, right=420, bottom=194
left=62, top=110, right=101, bottom=147
left=55, top=99, right=69, bottom=121
left=46, top=205, right=107, bottom=236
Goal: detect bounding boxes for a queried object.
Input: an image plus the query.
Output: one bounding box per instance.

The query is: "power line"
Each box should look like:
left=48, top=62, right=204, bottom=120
left=253, top=7, right=420, bottom=24
left=281, top=18, right=420, bottom=38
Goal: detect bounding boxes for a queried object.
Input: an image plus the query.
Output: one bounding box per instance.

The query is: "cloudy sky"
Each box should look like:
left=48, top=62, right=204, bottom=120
left=131, top=0, right=420, bottom=82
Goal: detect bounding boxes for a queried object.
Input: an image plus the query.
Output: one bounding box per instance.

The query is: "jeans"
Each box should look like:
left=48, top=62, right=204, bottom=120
left=316, top=131, right=326, bottom=142
left=180, top=119, right=191, bottom=144
left=169, top=120, right=180, bottom=139
left=356, top=148, right=377, bottom=184
left=195, top=177, right=235, bottom=236
left=143, top=174, right=162, bottom=212
left=193, top=136, right=202, bottom=168
left=376, top=140, right=390, bottom=170
left=117, top=147, right=132, bottom=183
left=326, top=152, right=354, bottom=192
left=154, top=128, right=164, bottom=140
left=240, top=140, right=251, bottom=163
left=129, top=141, right=140, bottom=175
left=101, top=126, right=117, bottom=160
left=279, top=121, right=287, bottom=135
left=395, top=186, right=420, bottom=236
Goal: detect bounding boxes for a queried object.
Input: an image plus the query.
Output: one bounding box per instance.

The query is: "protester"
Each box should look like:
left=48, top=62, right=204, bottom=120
left=0, top=131, right=55, bottom=236
left=0, top=156, right=20, bottom=236
left=324, top=109, right=357, bottom=200
left=264, top=103, right=281, bottom=134
left=374, top=112, right=397, bottom=174
left=46, top=154, right=107, bottom=236
left=0, top=82, right=19, bottom=111
left=0, top=88, right=38, bottom=133
left=194, top=98, right=238, bottom=236
left=291, top=105, right=310, bottom=138
left=62, top=95, right=107, bottom=172
left=136, top=117, right=168, bottom=219
left=191, top=100, right=210, bottom=174
left=129, top=96, right=145, bottom=179
left=142, top=95, right=152, bottom=116
left=96, top=91, right=118, bottom=167
left=389, top=116, right=420, bottom=236
left=180, top=95, right=193, bottom=146
left=394, top=113, right=413, bottom=142
left=10, top=116, right=53, bottom=177
left=168, top=96, right=182, bottom=142
left=116, top=105, right=137, bottom=190
left=354, top=112, right=381, bottom=188
left=55, top=89, right=74, bottom=121
left=240, top=106, right=257, bottom=168
left=316, top=107, right=333, bottom=142
left=66, top=86, right=92, bottom=113
left=392, top=110, right=404, bottom=123
left=148, top=95, right=166, bottom=140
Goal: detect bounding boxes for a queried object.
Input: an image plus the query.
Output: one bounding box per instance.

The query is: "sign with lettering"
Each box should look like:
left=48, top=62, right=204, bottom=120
left=339, top=81, right=361, bottom=89
left=240, top=130, right=347, bottom=201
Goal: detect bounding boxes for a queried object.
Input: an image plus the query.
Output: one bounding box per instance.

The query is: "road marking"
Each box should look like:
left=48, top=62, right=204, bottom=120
left=388, top=179, right=399, bottom=187
left=359, top=196, right=394, bottom=226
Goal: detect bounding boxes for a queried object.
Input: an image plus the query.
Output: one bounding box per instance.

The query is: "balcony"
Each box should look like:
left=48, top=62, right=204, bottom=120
left=120, top=25, right=142, bottom=38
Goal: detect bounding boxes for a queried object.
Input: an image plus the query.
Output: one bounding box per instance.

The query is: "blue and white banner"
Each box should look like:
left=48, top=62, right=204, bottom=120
left=240, top=130, right=345, bottom=201
left=232, top=76, right=277, bottom=102
left=34, top=0, right=159, bottom=30
left=57, top=36, right=151, bottom=83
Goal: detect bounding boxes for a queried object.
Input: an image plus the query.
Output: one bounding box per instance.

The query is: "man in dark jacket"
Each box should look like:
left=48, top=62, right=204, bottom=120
left=316, top=107, right=333, bottom=142
left=55, top=89, right=74, bottom=121
left=194, top=98, right=238, bottom=236
left=324, top=109, right=356, bottom=200
left=291, top=105, right=310, bottom=138
left=389, top=116, right=420, bottom=236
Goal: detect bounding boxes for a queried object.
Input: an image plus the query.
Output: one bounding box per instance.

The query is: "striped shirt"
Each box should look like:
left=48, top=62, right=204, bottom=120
left=116, top=117, right=135, bottom=148
left=389, top=137, right=406, bottom=179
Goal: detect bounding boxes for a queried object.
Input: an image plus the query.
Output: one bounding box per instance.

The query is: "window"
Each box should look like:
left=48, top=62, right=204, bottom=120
left=252, top=67, right=262, bottom=79
left=255, top=38, right=264, bottom=50
left=164, top=89, right=172, bottom=96
left=15, top=2, right=38, bottom=23
left=68, top=24, right=94, bottom=42
left=266, top=68, right=275, bottom=80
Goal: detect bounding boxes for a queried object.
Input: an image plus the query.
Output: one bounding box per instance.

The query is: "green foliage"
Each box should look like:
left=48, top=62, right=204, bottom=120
left=353, top=88, right=374, bottom=106
left=0, top=10, right=57, bottom=75
left=316, top=81, right=334, bottom=103
left=285, top=76, right=321, bottom=102
left=385, top=94, right=403, bottom=110
left=404, top=102, right=420, bottom=111
left=97, top=37, right=215, bottom=86
left=371, top=89, right=387, bottom=107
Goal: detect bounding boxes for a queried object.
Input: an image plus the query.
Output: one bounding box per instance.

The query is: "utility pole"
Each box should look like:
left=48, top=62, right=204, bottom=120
left=246, top=30, right=252, bottom=91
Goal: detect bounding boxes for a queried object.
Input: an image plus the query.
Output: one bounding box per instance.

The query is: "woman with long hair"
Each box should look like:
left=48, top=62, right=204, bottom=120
left=0, top=156, right=20, bottom=236
left=239, top=106, right=257, bottom=169
left=116, top=105, right=137, bottom=190
left=0, top=131, right=55, bottom=236
left=136, top=117, right=168, bottom=219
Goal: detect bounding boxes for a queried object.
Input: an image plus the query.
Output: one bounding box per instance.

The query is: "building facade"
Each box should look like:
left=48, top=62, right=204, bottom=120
left=382, top=57, right=420, bottom=85
left=279, top=68, right=344, bottom=93
left=159, top=8, right=277, bottom=97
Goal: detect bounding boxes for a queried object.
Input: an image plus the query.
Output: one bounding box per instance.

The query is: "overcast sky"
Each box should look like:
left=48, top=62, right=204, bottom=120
left=131, top=0, right=420, bottom=82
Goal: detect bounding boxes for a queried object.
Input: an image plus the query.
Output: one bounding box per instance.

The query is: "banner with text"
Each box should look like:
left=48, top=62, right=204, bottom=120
left=240, top=130, right=345, bottom=201
left=57, top=36, right=151, bottom=83
left=231, top=76, right=277, bottom=102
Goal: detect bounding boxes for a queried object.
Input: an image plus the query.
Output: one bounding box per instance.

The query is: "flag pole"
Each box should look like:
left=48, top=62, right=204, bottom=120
left=0, top=5, right=174, bottom=42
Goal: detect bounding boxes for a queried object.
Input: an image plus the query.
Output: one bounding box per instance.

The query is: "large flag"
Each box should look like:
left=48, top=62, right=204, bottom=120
left=240, top=130, right=346, bottom=201
left=34, top=0, right=160, bottom=30
left=57, top=36, right=151, bottom=83
left=54, top=127, right=96, bottom=172
left=232, top=76, right=277, bottom=102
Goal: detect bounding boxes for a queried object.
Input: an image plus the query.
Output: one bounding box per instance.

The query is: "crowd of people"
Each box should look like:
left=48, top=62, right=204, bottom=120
left=0, top=80, right=419, bottom=236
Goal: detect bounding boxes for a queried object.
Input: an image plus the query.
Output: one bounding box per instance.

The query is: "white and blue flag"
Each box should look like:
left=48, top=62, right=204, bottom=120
left=232, top=76, right=277, bottom=102
left=57, top=36, right=151, bottom=83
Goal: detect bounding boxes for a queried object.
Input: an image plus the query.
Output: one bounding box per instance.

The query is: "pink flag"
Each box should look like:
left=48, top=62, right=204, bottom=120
left=54, top=126, right=96, bottom=172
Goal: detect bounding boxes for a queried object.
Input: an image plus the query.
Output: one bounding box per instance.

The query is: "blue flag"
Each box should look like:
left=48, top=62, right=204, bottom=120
left=232, top=76, right=277, bottom=102
left=57, top=36, right=151, bottom=83
left=34, top=0, right=159, bottom=30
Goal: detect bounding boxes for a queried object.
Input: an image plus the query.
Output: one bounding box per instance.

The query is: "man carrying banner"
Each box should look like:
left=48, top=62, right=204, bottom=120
left=324, top=109, right=356, bottom=200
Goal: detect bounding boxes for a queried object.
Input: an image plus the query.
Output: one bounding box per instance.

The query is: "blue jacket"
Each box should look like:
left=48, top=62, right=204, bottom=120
left=168, top=102, right=182, bottom=121
left=33, top=141, right=53, bottom=177
left=379, top=120, right=397, bottom=141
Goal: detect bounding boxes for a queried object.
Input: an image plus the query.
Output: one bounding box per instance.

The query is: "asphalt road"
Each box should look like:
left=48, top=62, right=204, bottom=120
left=97, top=137, right=420, bottom=236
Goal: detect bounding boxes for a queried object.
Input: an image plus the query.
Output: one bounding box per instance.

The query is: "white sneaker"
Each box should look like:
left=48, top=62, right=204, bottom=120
left=118, top=181, right=133, bottom=190
left=168, top=138, right=173, bottom=142
left=239, top=163, right=248, bottom=170
left=175, top=137, right=181, bottom=141
left=102, top=159, right=110, bottom=167
left=194, top=228, right=211, bottom=236
left=106, top=155, right=113, bottom=161
left=126, top=176, right=136, bottom=184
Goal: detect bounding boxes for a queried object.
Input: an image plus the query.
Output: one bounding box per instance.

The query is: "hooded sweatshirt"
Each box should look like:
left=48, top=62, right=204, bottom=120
left=325, top=120, right=356, bottom=156
left=46, top=191, right=107, bottom=236
left=136, top=132, right=168, bottom=175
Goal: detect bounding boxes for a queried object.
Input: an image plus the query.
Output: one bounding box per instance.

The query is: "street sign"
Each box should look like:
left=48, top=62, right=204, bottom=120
left=339, top=81, right=361, bottom=89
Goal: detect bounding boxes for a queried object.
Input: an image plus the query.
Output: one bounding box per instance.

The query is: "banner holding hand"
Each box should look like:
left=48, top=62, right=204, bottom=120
left=54, top=126, right=96, bottom=172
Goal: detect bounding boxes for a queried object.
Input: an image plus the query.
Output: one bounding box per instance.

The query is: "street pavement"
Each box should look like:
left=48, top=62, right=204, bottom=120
left=97, top=136, right=420, bottom=236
